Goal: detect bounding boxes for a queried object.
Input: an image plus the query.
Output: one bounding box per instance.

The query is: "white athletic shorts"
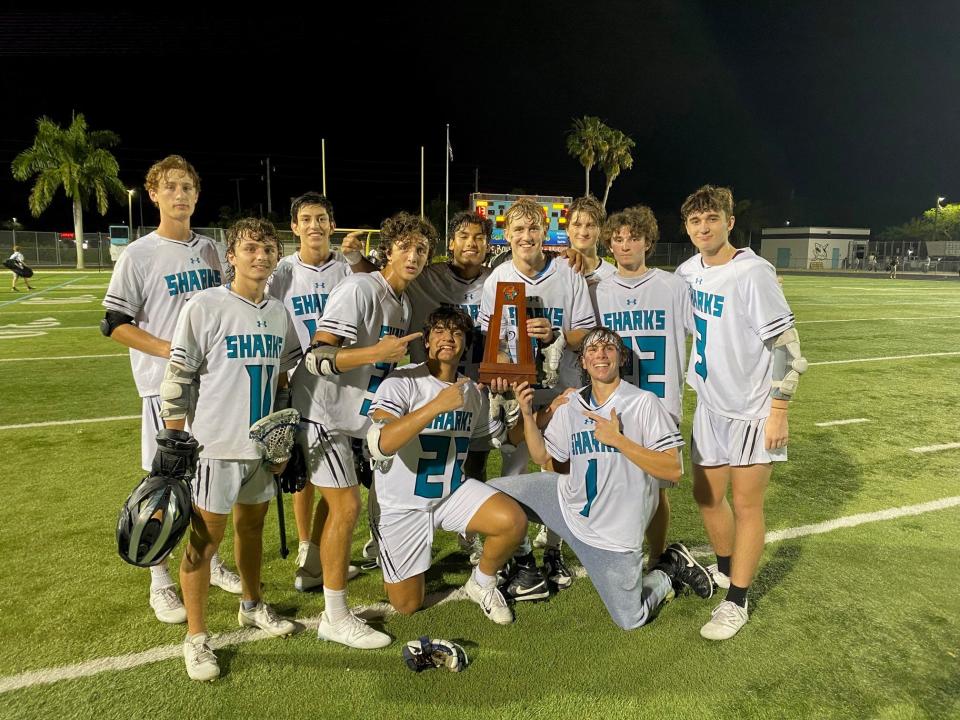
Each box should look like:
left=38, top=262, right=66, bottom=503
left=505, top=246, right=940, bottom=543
left=192, top=458, right=275, bottom=515
left=141, top=396, right=194, bottom=471
left=297, top=420, right=358, bottom=489
left=373, top=479, right=498, bottom=584
left=691, top=404, right=787, bottom=467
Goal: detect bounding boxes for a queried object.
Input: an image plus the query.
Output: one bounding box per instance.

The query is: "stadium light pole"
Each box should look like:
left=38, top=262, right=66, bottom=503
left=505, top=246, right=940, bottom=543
left=935, top=196, right=946, bottom=240
left=127, top=189, right=134, bottom=235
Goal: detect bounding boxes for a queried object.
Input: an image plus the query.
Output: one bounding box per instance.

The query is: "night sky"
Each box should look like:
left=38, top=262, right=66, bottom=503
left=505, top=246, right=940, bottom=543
left=1, top=2, right=958, bottom=238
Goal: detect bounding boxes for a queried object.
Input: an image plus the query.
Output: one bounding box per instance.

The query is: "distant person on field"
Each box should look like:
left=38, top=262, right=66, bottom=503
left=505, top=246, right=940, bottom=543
left=889, top=257, right=898, bottom=279
left=8, top=245, right=33, bottom=291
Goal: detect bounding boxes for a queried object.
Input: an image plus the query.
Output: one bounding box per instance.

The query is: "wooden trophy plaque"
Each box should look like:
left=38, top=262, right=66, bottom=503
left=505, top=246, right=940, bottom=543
left=479, top=282, right=539, bottom=385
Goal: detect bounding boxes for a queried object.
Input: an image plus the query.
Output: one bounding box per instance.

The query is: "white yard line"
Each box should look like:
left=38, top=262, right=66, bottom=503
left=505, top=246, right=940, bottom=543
left=0, top=353, right=126, bottom=363
left=814, top=419, right=871, bottom=427
left=797, top=315, right=960, bottom=324
left=809, top=351, right=960, bottom=366
left=0, top=416, right=138, bottom=431
left=911, top=442, right=960, bottom=454
left=1, top=495, right=957, bottom=694
left=0, top=277, right=88, bottom=308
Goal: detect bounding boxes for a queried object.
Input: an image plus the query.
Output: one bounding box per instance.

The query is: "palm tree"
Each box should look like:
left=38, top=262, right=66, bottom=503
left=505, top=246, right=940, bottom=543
left=598, top=127, right=635, bottom=208
left=566, top=116, right=606, bottom=196
left=12, top=114, right=127, bottom=269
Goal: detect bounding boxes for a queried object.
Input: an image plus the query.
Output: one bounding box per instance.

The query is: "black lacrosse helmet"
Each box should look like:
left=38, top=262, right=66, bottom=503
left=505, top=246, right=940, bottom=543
left=117, top=474, right=193, bottom=567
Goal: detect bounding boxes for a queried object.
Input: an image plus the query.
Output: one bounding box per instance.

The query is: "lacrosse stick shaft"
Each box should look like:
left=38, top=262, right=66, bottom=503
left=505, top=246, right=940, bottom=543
left=274, top=476, right=289, bottom=559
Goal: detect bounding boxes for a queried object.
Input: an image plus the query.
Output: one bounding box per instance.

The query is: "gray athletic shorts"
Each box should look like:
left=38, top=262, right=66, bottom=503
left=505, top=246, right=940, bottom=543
left=192, top=458, right=275, bottom=515
left=373, top=479, right=498, bottom=584
left=489, top=472, right=672, bottom=630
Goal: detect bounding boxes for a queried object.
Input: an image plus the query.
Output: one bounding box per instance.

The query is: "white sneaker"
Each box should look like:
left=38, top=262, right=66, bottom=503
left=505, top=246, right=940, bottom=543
left=532, top=524, right=549, bottom=549
left=700, top=600, right=749, bottom=641
left=150, top=584, right=187, bottom=624
left=183, top=633, right=219, bottom=681
left=238, top=602, right=296, bottom=637
left=458, top=534, right=484, bottom=566
left=362, top=534, right=378, bottom=560
left=317, top=611, right=391, bottom=649
left=706, top=563, right=731, bottom=590
left=210, top=563, right=243, bottom=595
left=463, top=576, right=513, bottom=625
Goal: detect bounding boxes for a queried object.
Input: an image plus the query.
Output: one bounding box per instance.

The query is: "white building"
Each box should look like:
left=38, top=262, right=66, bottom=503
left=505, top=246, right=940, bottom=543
left=760, top=227, right=870, bottom=270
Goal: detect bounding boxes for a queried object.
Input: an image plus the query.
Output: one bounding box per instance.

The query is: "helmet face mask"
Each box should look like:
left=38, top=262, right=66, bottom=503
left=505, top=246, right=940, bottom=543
left=117, top=475, right=192, bottom=567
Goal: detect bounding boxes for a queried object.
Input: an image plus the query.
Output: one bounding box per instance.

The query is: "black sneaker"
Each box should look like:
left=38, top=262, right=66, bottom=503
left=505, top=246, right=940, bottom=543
left=542, top=548, right=573, bottom=589
left=653, top=542, right=714, bottom=599
left=501, top=562, right=549, bottom=602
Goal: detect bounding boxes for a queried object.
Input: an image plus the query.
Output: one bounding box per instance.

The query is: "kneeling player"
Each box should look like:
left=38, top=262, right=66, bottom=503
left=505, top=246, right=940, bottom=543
left=161, top=219, right=302, bottom=681
left=367, top=308, right=526, bottom=624
left=490, top=328, right=714, bottom=630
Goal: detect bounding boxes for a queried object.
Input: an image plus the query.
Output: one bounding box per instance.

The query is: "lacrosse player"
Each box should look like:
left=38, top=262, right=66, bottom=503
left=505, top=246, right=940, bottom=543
left=479, top=198, right=595, bottom=601
left=489, top=327, right=714, bottom=630
left=101, top=155, right=243, bottom=624
left=292, top=211, right=434, bottom=649
left=367, top=307, right=527, bottom=624
left=595, top=204, right=691, bottom=561
left=676, top=185, right=806, bottom=640
left=404, top=211, right=494, bottom=564
left=267, top=192, right=370, bottom=592
left=160, top=218, right=301, bottom=681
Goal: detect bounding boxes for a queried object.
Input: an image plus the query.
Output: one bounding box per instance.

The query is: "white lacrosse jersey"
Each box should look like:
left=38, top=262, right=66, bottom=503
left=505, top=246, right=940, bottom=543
left=406, top=262, right=490, bottom=381
left=290, top=271, right=412, bottom=437
left=369, top=363, right=500, bottom=511
left=675, top=248, right=794, bottom=420
left=479, top=257, right=595, bottom=390
left=169, top=286, right=301, bottom=459
left=558, top=257, right=617, bottom=388
left=103, top=231, right=223, bottom=397
left=595, top=268, right=691, bottom=424
left=267, top=250, right=352, bottom=352
left=583, top=258, right=617, bottom=289
left=543, top=381, right=684, bottom=552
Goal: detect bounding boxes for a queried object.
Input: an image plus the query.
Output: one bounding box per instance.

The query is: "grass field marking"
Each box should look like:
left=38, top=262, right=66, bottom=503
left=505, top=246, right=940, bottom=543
left=0, top=353, right=126, bottom=363
left=0, top=276, right=88, bottom=308
left=910, top=442, right=960, bottom=454
left=1, top=495, right=958, bottom=695
left=809, top=351, right=960, bottom=366
left=0, top=415, right=139, bottom=431
left=814, top=418, right=871, bottom=427
left=797, top=315, right=960, bottom=324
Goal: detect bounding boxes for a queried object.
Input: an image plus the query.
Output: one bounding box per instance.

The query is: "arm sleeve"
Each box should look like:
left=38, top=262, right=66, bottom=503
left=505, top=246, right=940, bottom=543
left=167, top=299, right=207, bottom=373
left=102, top=250, right=146, bottom=317
left=368, top=372, right=410, bottom=419
left=567, top=272, right=596, bottom=330
left=316, top=278, right=364, bottom=343
left=280, top=315, right=303, bottom=373
left=637, top=396, right=685, bottom=452
left=543, top=405, right=571, bottom=462
left=738, top=261, right=794, bottom=341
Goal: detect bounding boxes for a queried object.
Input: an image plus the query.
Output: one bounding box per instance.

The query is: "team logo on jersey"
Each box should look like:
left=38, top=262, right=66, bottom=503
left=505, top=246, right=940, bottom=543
left=625, top=298, right=638, bottom=306
left=256, top=319, right=267, bottom=328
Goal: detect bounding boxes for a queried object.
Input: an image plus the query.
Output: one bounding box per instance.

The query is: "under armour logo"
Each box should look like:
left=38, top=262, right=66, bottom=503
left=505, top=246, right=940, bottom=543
left=256, top=320, right=267, bottom=327
left=314, top=282, right=326, bottom=290
left=584, top=417, right=595, bottom=425
left=695, top=277, right=704, bottom=285
left=189, top=257, right=202, bottom=265
left=625, top=298, right=638, bottom=306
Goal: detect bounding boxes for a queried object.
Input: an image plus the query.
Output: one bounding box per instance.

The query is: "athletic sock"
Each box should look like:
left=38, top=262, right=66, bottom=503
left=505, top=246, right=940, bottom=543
left=726, top=584, right=748, bottom=608
left=209, top=552, right=222, bottom=571
left=544, top=529, right=563, bottom=551
left=241, top=599, right=259, bottom=611
left=717, top=555, right=731, bottom=577
left=323, top=586, right=349, bottom=624
left=472, top=567, right=496, bottom=588
left=298, top=541, right=321, bottom=572
left=150, top=562, right=174, bottom=591
left=516, top=535, right=532, bottom=556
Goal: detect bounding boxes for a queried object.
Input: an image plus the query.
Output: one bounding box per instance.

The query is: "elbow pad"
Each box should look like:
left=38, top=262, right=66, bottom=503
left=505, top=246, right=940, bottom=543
left=771, top=327, right=808, bottom=400
left=160, top=361, right=198, bottom=420
left=305, top=342, right=340, bottom=377
left=100, top=311, right=134, bottom=337
left=366, top=422, right=395, bottom=468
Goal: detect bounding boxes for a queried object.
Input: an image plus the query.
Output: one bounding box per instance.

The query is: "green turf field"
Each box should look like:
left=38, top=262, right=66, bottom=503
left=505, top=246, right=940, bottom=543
left=1, top=271, right=958, bottom=720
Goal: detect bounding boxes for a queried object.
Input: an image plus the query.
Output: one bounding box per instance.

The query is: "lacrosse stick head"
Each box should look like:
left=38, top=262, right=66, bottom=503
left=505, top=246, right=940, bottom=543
left=249, top=408, right=301, bottom=464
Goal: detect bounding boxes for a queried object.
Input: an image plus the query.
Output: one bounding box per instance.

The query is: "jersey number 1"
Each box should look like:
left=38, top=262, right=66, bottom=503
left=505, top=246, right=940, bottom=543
left=245, top=364, right=276, bottom=425
left=579, top=458, right=598, bottom=517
